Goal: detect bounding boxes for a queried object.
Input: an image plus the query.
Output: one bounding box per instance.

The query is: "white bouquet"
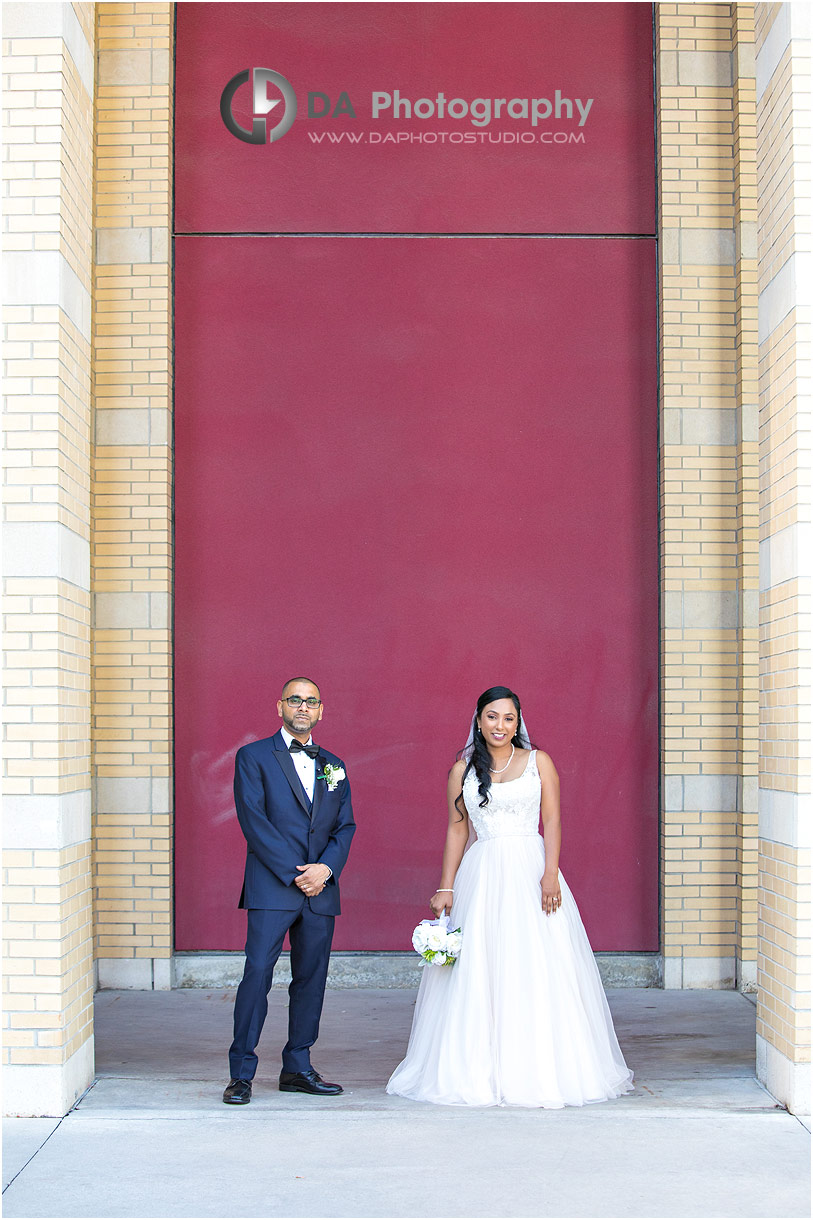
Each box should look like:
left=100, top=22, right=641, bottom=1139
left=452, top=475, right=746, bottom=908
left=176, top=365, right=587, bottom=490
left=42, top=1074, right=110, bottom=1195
left=411, top=913, right=463, bottom=967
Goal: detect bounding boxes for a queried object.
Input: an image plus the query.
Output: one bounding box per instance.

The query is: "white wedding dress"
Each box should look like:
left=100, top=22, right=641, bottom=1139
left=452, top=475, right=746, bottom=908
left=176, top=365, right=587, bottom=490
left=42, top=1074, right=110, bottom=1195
left=387, top=750, right=634, bottom=1108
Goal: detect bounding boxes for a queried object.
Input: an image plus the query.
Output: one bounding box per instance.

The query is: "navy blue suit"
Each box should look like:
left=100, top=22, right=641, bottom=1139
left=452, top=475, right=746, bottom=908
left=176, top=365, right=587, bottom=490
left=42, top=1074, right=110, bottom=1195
left=228, top=730, right=355, bottom=1080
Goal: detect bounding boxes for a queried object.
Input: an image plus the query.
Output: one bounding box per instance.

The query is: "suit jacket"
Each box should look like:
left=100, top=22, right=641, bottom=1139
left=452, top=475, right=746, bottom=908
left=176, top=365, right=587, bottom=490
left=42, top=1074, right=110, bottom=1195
left=233, top=730, right=356, bottom=915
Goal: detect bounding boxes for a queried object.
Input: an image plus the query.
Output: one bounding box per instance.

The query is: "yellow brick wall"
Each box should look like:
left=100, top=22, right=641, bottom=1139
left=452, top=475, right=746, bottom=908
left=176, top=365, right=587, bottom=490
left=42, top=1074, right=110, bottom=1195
left=758, top=840, right=811, bottom=1059
left=72, top=3, right=96, bottom=57
left=91, top=3, right=175, bottom=987
left=2, top=1, right=96, bottom=1114
left=731, top=1, right=760, bottom=977
left=753, top=0, right=811, bottom=1113
left=656, top=3, right=760, bottom=989
left=4, top=843, right=93, bottom=1064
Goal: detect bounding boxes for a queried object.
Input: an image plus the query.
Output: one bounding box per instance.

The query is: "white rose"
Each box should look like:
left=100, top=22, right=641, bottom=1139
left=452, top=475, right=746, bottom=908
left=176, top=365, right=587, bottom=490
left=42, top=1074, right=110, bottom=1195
left=445, top=932, right=462, bottom=955
left=426, top=927, right=446, bottom=951
left=432, top=952, right=448, bottom=966
left=412, top=924, right=431, bottom=952
left=331, top=767, right=345, bottom=782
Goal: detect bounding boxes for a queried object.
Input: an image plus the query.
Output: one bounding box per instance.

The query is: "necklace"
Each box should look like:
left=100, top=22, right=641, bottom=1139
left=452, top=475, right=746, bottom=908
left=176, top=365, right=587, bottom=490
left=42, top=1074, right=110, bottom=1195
left=489, top=744, right=515, bottom=774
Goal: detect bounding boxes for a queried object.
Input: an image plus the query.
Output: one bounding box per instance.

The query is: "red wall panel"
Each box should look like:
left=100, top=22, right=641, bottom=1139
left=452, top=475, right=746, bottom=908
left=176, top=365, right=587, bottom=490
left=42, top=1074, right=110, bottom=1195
left=175, top=2, right=655, bottom=235
left=174, top=236, right=659, bottom=952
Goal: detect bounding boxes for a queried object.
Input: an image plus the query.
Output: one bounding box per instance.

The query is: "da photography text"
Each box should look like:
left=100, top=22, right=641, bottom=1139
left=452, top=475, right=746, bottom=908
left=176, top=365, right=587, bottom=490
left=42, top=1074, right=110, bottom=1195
left=220, top=68, right=595, bottom=146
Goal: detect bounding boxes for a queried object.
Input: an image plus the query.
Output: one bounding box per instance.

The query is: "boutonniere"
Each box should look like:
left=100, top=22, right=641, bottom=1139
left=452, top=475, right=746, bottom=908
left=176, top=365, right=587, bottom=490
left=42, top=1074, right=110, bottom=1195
left=317, top=763, right=345, bottom=792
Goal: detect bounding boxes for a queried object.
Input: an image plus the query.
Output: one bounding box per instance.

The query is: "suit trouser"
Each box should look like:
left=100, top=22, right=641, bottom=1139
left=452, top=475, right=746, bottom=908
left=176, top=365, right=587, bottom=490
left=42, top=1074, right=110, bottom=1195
left=229, top=904, right=335, bottom=1081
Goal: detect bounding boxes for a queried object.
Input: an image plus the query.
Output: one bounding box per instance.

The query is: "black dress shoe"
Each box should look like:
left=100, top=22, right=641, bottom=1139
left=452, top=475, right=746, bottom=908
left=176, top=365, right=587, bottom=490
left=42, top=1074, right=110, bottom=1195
left=223, top=1078, right=252, bottom=1104
left=279, top=1068, right=343, bottom=1096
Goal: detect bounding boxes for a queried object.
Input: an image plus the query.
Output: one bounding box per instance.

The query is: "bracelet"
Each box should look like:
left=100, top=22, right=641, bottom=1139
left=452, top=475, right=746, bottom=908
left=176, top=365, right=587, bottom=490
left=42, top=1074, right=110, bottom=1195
left=434, top=888, right=454, bottom=893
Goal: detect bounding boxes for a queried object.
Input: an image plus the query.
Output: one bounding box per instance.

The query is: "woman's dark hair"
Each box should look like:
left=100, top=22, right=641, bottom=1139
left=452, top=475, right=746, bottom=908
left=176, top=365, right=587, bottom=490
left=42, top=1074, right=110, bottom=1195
left=454, top=686, right=533, bottom=817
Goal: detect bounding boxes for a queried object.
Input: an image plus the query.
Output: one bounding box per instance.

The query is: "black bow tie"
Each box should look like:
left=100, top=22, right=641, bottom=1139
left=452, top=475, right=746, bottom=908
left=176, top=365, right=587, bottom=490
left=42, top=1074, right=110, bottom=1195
left=289, top=740, right=320, bottom=759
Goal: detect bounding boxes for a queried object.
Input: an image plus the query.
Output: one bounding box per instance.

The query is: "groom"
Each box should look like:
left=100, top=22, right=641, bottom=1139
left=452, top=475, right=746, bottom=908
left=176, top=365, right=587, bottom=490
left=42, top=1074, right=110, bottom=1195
left=223, top=677, right=356, bottom=1104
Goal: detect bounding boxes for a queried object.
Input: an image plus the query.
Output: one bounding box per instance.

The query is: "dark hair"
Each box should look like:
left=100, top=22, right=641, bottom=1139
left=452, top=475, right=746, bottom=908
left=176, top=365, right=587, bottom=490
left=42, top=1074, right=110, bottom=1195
left=281, top=676, right=321, bottom=698
left=454, top=686, right=532, bottom=817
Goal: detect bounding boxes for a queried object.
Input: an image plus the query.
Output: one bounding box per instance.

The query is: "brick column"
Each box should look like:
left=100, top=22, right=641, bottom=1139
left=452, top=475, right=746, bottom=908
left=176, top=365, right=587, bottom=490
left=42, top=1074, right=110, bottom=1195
left=2, top=1, right=96, bottom=1115
left=754, top=0, right=811, bottom=1115
left=656, top=3, right=760, bottom=989
left=92, top=3, right=174, bottom=989
left=731, top=3, right=760, bottom=992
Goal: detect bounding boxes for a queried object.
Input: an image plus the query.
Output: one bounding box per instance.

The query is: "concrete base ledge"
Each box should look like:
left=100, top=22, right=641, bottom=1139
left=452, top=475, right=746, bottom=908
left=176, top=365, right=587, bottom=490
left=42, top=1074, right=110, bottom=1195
left=3, top=1036, right=94, bottom=1118
left=170, top=951, right=663, bottom=990
left=757, top=1032, right=812, bottom=1117
left=599, top=953, right=662, bottom=988
left=97, top=957, right=172, bottom=991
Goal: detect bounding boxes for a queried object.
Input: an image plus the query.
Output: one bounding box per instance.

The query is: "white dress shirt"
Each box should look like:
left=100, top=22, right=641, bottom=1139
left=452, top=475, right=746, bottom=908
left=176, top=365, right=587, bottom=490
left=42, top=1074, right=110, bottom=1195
left=279, top=726, right=332, bottom=881
left=280, top=725, right=316, bottom=801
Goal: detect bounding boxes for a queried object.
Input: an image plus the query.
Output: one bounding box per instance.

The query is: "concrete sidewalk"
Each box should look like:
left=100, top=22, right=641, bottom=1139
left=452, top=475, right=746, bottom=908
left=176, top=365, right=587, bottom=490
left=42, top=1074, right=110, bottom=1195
left=3, top=988, right=810, bottom=1218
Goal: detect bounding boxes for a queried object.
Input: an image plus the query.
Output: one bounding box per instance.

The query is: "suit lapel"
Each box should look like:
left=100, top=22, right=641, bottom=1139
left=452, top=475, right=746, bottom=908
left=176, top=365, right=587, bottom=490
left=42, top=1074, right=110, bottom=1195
left=311, top=752, right=325, bottom=823
left=271, top=732, right=312, bottom=817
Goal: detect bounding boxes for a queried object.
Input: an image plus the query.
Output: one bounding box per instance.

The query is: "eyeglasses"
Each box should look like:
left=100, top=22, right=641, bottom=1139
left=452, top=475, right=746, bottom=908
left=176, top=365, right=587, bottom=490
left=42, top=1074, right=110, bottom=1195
left=283, top=696, right=321, bottom=709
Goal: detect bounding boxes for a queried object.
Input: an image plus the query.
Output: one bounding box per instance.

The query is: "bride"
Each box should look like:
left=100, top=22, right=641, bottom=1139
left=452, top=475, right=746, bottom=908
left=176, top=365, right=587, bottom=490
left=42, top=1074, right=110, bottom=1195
left=387, top=686, right=633, bottom=1108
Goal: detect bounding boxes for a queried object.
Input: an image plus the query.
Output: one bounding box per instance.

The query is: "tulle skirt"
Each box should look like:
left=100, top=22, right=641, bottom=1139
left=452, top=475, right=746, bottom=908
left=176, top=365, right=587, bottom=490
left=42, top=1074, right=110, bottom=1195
left=386, top=834, right=634, bottom=1108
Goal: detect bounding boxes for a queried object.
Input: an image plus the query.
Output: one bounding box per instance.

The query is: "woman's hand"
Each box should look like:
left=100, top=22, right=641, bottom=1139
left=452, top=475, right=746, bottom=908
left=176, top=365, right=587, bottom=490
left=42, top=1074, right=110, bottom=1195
left=429, top=891, right=452, bottom=918
left=541, top=870, right=561, bottom=915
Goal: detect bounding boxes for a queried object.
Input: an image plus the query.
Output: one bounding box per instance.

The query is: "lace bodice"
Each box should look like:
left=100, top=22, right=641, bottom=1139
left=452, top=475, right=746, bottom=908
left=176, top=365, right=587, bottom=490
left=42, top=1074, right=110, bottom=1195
left=463, top=750, right=542, bottom=840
